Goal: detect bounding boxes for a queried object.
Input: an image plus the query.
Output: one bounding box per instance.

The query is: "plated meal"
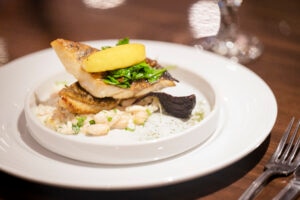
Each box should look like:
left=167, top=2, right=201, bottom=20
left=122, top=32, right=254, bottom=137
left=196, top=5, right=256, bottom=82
left=34, top=38, right=211, bottom=137
left=24, top=38, right=220, bottom=164
left=1, top=39, right=277, bottom=188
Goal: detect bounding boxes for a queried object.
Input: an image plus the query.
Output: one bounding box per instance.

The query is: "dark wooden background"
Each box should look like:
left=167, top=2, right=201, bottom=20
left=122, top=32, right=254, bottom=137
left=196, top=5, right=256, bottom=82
left=0, top=0, right=299, bottom=199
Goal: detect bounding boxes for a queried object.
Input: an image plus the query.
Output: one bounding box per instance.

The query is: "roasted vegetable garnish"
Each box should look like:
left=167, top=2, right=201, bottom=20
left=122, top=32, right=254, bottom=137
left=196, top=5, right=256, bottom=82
left=82, top=43, right=146, bottom=72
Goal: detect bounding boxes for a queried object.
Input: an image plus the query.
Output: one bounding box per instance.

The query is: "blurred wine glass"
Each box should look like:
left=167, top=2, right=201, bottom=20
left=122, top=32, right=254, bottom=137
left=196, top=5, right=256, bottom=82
left=189, top=0, right=263, bottom=64
left=0, top=37, right=9, bottom=66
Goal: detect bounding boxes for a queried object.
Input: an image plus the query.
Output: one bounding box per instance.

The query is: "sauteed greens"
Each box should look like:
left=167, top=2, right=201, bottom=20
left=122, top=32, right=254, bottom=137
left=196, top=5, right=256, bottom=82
left=103, top=61, right=167, bottom=88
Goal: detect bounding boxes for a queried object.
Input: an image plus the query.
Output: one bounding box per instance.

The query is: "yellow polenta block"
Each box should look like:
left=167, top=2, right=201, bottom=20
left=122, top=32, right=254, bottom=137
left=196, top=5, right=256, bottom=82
left=82, top=43, right=146, bottom=72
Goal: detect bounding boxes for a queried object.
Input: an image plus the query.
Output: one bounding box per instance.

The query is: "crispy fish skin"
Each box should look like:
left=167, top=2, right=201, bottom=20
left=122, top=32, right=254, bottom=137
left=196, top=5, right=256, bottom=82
left=51, top=38, right=176, bottom=99
left=58, top=82, right=119, bottom=114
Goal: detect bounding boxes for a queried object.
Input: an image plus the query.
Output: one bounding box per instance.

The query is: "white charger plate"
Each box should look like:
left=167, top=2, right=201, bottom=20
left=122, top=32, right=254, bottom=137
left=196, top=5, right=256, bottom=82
left=0, top=40, right=277, bottom=189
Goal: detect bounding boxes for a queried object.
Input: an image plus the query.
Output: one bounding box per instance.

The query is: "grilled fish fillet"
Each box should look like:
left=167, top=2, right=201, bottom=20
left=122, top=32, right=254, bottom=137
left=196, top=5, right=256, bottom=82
left=58, top=82, right=196, bottom=118
left=51, top=39, right=176, bottom=99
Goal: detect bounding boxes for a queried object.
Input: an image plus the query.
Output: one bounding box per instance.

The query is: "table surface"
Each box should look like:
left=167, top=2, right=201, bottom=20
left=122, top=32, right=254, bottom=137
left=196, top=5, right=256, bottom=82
left=0, top=0, right=299, bottom=199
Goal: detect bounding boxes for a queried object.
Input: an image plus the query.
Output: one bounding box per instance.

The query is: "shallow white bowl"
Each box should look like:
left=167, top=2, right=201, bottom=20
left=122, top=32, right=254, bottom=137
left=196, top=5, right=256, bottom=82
left=24, top=66, right=220, bottom=165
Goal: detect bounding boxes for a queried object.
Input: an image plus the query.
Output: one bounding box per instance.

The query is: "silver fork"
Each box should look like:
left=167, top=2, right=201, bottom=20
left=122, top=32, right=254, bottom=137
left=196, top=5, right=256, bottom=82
left=239, top=117, right=300, bottom=200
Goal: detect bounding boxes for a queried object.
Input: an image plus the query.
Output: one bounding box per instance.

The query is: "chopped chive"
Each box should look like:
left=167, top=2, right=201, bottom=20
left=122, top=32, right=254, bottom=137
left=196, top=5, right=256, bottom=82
left=72, top=116, right=87, bottom=134
left=107, top=116, right=113, bottom=122
left=89, top=120, right=96, bottom=125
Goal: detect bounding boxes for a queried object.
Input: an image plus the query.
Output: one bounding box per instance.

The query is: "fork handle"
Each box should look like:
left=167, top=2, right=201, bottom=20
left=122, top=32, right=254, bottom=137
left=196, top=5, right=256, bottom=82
left=239, top=169, right=275, bottom=200
left=273, top=180, right=300, bottom=200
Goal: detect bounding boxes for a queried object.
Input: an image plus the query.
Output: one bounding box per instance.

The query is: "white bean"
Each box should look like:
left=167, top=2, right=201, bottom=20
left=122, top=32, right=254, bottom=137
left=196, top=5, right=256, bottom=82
left=94, top=110, right=120, bottom=125
left=94, top=111, right=108, bottom=124
left=111, top=113, right=131, bottom=129
left=125, top=105, right=147, bottom=113
left=133, top=110, right=149, bottom=125
left=84, top=124, right=110, bottom=136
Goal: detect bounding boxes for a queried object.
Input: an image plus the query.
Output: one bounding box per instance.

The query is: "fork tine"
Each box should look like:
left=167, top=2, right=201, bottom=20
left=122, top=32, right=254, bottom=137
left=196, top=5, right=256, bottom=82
left=271, top=117, right=295, bottom=161
left=282, top=118, right=298, bottom=161
left=288, top=120, right=300, bottom=163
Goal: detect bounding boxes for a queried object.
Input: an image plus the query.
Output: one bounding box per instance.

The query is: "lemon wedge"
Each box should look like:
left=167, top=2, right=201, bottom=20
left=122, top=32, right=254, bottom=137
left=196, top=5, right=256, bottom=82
left=82, top=43, right=146, bottom=72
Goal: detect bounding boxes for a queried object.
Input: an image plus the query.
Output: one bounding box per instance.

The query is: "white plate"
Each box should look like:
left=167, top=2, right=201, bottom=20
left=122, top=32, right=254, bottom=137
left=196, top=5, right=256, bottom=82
left=24, top=68, right=220, bottom=164
left=0, top=40, right=277, bottom=190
